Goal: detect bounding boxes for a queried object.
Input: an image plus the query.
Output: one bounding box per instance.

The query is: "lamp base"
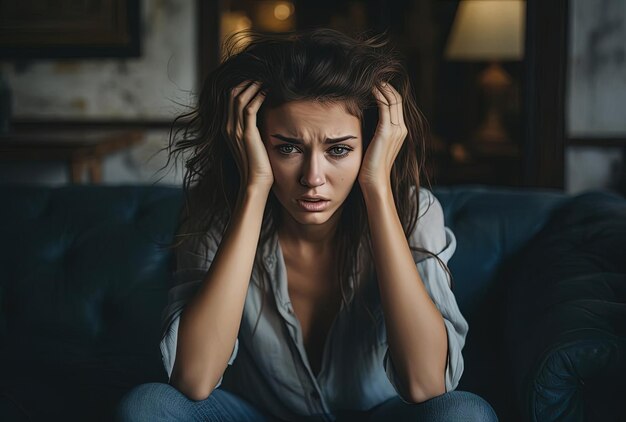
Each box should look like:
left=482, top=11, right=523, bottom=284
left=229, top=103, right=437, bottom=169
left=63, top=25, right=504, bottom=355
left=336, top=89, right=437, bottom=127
left=469, top=137, right=520, bottom=158
left=472, top=108, right=510, bottom=143
left=471, top=61, right=516, bottom=147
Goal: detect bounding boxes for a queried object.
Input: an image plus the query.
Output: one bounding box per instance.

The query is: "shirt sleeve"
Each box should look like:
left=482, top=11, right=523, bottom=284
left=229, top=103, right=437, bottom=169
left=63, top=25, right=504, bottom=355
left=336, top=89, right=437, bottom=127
left=382, top=187, right=469, bottom=402
left=159, top=218, right=239, bottom=389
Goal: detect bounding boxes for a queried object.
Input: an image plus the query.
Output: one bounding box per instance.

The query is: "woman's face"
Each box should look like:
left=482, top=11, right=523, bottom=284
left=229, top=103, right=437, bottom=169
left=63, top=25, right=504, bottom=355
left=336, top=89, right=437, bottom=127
left=261, top=100, right=363, bottom=226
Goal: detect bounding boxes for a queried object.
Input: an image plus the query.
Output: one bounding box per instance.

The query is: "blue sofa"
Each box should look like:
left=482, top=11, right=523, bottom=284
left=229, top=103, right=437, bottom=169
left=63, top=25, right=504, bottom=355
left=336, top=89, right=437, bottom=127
left=1, top=184, right=624, bottom=421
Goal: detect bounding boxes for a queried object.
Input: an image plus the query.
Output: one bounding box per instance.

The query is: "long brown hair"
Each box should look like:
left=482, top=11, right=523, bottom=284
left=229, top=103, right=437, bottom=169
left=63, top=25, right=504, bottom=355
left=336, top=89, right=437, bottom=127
left=160, top=28, right=453, bottom=343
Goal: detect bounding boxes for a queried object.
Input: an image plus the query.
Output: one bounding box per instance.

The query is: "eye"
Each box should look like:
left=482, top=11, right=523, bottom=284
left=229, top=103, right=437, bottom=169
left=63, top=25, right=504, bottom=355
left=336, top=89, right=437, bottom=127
left=275, top=144, right=353, bottom=159
left=276, top=145, right=297, bottom=155
left=329, top=145, right=352, bottom=158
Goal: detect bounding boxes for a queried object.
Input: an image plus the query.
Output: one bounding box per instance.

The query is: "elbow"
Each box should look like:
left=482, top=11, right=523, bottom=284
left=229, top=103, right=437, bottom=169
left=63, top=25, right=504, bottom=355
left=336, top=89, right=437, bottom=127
left=184, top=388, right=214, bottom=402
left=179, top=380, right=214, bottom=402
left=406, top=380, right=446, bottom=404
left=172, top=384, right=208, bottom=401
left=170, top=376, right=215, bottom=402
left=170, top=366, right=218, bottom=402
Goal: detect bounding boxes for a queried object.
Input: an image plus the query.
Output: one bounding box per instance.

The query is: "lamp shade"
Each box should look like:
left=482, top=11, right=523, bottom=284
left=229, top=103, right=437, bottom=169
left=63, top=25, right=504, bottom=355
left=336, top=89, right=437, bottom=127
left=445, top=0, right=525, bottom=61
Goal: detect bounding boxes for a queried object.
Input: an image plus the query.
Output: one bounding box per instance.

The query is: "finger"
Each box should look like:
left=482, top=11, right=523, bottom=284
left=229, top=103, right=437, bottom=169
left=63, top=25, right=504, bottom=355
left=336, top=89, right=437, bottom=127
left=372, top=85, right=390, bottom=129
left=382, top=84, right=408, bottom=159
left=228, top=80, right=252, bottom=139
left=243, top=88, right=267, bottom=132
left=384, top=83, right=405, bottom=129
left=235, top=81, right=262, bottom=139
left=228, top=80, right=252, bottom=174
left=232, top=81, right=255, bottom=135
left=236, top=81, right=262, bottom=116
left=234, top=82, right=263, bottom=184
left=379, top=82, right=401, bottom=126
left=243, top=89, right=268, bottom=185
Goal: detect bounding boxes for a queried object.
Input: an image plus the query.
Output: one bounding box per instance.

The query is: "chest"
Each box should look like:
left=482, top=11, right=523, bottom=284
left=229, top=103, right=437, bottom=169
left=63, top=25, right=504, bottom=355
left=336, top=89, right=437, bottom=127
left=284, top=260, right=342, bottom=377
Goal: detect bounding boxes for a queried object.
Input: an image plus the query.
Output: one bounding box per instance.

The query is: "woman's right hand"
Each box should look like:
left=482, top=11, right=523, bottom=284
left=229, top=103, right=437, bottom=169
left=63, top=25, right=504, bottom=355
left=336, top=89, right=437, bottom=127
left=226, top=80, right=274, bottom=193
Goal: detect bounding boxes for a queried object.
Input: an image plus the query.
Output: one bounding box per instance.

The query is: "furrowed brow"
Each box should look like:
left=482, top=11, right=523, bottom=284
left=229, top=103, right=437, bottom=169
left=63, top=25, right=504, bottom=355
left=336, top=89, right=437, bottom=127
left=270, top=134, right=357, bottom=144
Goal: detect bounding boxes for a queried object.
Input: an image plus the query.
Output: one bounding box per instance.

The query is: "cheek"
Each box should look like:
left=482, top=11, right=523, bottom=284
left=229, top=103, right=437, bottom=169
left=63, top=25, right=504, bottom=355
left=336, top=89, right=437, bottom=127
left=347, top=156, right=363, bottom=177
left=331, top=161, right=360, bottom=190
left=267, top=158, right=294, bottom=194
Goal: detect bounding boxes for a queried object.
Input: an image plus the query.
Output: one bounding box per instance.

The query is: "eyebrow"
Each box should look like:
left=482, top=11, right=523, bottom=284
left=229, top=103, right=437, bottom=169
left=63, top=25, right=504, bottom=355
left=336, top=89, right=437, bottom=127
left=270, top=134, right=357, bottom=145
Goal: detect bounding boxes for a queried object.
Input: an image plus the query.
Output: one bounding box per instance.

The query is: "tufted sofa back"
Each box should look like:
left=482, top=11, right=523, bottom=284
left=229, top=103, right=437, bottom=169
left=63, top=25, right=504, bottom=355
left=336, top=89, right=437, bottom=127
left=0, top=185, right=182, bottom=420
left=428, top=185, right=569, bottom=421
left=433, top=185, right=567, bottom=318
left=1, top=184, right=580, bottom=421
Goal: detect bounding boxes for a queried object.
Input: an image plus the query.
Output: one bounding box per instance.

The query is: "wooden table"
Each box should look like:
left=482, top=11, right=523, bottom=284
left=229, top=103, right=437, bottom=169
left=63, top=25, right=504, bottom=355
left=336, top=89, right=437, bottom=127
left=0, top=130, right=144, bottom=183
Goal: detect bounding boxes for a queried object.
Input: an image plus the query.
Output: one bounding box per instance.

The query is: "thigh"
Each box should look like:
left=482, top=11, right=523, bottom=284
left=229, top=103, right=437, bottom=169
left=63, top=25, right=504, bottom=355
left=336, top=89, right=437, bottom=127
left=365, top=391, right=498, bottom=422
left=115, top=382, right=276, bottom=422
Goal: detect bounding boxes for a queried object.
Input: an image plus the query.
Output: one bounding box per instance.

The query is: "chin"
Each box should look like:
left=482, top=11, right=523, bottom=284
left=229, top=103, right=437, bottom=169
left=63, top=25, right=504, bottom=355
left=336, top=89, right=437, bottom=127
left=294, top=216, right=329, bottom=225
left=292, top=206, right=331, bottom=221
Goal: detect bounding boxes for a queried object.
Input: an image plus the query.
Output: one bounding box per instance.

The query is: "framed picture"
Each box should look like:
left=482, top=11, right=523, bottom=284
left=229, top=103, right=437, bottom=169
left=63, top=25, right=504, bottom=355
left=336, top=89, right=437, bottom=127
left=0, top=0, right=140, bottom=58
left=2, top=0, right=196, bottom=123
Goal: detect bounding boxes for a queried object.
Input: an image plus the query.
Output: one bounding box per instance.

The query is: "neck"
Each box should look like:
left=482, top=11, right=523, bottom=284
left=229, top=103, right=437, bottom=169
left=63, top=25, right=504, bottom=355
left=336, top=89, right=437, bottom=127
left=277, top=210, right=342, bottom=257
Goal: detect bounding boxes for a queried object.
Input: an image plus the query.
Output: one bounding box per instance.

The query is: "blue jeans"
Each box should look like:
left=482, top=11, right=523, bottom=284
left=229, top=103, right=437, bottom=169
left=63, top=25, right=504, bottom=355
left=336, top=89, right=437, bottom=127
left=116, top=382, right=498, bottom=422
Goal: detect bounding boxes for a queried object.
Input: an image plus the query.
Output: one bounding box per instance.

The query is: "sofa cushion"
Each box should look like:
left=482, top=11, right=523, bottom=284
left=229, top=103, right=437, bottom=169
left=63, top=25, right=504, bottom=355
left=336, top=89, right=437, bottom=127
left=0, top=185, right=183, bottom=420
left=433, top=185, right=568, bottom=317
left=503, top=191, right=626, bottom=421
left=432, top=186, right=569, bottom=421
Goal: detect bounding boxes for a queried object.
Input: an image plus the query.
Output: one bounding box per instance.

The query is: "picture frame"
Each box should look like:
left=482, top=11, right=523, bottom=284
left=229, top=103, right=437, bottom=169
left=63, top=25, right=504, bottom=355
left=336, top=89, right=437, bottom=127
left=0, top=0, right=141, bottom=59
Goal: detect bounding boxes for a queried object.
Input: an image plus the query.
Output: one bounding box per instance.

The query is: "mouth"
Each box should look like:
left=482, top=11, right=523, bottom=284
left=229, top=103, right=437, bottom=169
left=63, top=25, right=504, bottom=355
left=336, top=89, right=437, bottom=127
left=297, top=198, right=330, bottom=212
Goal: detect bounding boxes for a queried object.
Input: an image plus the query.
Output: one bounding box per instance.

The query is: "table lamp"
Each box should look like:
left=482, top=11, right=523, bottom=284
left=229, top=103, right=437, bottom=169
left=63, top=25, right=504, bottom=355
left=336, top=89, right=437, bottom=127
left=445, top=0, right=525, bottom=151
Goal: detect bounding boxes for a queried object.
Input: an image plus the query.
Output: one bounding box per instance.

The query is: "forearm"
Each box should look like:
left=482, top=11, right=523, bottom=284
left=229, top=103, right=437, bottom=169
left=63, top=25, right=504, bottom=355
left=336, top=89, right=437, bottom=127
left=171, top=186, right=270, bottom=400
left=362, top=183, right=448, bottom=402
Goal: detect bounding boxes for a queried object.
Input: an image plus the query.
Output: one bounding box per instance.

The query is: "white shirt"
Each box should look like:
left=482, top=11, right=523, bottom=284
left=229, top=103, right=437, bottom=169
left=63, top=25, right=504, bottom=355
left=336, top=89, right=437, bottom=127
left=160, top=187, right=469, bottom=422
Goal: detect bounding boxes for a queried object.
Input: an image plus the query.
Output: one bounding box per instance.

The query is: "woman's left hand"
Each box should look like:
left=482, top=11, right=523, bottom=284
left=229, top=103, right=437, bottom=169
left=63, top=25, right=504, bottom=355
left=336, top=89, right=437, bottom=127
left=358, top=82, right=408, bottom=191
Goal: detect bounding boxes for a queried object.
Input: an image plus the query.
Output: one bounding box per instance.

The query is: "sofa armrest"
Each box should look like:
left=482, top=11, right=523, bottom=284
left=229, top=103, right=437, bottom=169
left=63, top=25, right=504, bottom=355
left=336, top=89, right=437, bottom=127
left=503, top=191, right=626, bottom=422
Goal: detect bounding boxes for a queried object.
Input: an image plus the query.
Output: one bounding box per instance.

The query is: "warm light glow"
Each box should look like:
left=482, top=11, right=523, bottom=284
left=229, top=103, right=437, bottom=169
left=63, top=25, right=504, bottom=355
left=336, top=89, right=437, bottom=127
left=274, top=2, right=293, bottom=21
left=220, top=11, right=253, bottom=60
left=445, top=0, right=525, bottom=60
left=235, top=16, right=252, bottom=32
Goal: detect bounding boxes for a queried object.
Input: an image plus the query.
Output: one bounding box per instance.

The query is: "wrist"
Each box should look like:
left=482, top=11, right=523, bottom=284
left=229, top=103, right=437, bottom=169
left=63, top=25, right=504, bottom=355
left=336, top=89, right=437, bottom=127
left=360, top=180, right=392, bottom=199
left=237, top=184, right=270, bottom=207
left=246, top=183, right=272, bottom=198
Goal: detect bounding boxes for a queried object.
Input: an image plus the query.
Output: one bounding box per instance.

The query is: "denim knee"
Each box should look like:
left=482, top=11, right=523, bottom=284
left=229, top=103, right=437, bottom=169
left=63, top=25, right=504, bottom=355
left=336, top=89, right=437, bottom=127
left=443, top=391, right=498, bottom=422
left=115, top=382, right=196, bottom=422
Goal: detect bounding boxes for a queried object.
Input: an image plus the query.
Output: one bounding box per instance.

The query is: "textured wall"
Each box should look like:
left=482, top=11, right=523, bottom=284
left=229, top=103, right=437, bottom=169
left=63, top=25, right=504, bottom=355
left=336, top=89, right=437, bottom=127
left=1, top=0, right=196, bottom=120
left=565, top=0, right=625, bottom=195
left=0, top=0, right=195, bottom=186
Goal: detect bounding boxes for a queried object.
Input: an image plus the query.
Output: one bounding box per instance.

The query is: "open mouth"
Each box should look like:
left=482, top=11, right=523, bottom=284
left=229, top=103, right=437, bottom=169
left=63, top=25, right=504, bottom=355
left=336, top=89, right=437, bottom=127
left=297, top=199, right=330, bottom=212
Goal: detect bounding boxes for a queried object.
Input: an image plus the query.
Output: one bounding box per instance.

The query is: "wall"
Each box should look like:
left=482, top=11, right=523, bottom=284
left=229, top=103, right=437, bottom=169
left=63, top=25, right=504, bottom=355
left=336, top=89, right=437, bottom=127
left=0, top=0, right=196, bottom=186
left=565, top=0, right=626, bottom=195
left=3, top=0, right=624, bottom=194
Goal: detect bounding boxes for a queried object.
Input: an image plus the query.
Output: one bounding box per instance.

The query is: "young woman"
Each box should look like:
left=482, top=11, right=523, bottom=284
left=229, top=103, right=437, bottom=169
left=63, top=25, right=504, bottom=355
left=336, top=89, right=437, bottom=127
left=116, top=28, right=498, bottom=422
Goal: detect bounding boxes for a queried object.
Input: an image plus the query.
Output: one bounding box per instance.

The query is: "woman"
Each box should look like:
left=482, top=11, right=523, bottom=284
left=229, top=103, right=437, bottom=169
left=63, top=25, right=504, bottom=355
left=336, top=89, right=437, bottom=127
left=116, top=28, right=498, bottom=422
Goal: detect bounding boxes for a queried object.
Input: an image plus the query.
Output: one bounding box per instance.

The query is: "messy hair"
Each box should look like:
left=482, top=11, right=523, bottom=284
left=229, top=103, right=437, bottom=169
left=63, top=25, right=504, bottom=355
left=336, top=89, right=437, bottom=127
left=161, top=27, right=453, bottom=344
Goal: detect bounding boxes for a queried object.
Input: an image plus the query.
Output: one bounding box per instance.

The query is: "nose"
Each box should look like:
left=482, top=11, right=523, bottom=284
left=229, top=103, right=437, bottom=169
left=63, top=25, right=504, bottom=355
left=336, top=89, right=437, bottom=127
left=299, top=152, right=325, bottom=187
